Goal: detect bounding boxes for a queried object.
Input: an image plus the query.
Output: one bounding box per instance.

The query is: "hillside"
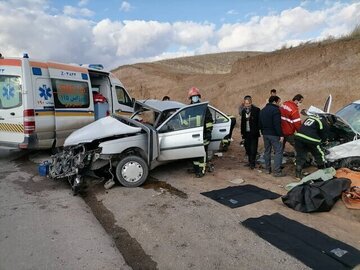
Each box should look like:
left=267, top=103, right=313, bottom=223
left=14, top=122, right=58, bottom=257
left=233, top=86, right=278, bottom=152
left=113, top=39, right=360, bottom=116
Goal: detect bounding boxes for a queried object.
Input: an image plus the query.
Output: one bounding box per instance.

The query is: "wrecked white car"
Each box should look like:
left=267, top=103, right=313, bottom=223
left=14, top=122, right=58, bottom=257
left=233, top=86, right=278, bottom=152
left=49, top=100, right=231, bottom=192
left=308, top=97, right=360, bottom=171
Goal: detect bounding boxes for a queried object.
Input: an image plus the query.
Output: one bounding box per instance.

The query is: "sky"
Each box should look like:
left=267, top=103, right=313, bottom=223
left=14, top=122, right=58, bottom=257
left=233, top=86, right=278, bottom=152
left=0, top=0, right=359, bottom=69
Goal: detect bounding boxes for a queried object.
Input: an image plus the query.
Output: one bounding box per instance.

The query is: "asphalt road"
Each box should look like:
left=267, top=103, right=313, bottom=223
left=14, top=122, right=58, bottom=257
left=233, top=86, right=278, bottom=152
left=0, top=150, right=130, bottom=270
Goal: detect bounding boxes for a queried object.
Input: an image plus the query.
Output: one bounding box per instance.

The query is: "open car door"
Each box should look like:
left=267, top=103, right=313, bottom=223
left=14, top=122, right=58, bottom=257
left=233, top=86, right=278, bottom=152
left=208, top=106, right=231, bottom=152
left=156, top=103, right=208, bottom=161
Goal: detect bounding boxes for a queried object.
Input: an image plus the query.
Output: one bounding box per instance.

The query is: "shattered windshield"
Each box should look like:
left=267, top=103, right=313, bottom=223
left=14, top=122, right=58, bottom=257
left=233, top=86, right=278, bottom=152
left=336, top=103, right=360, bottom=134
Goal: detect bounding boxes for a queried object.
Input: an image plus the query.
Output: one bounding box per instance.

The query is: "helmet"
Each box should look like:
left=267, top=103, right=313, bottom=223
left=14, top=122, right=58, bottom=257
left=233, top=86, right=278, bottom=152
left=188, top=87, right=201, bottom=99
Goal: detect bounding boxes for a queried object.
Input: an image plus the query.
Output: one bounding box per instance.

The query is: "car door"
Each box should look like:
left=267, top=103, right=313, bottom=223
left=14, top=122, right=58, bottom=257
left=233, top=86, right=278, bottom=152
left=208, top=106, right=231, bottom=152
left=156, top=103, right=208, bottom=161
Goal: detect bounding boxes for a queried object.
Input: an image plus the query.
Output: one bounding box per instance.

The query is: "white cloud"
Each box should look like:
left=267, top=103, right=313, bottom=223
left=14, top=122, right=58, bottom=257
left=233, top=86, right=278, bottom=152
left=0, top=1, right=359, bottom=69
left=120, top=1, right=132, bottom=12
left=173, top=22, right=215, bottom=46
left=63, top=5, right=94, bottom=17
left=217, top=5, right=334, bottom=52
left=78, top=0, right=89, bottom=7
left=227, top=10, right=238, bottom=15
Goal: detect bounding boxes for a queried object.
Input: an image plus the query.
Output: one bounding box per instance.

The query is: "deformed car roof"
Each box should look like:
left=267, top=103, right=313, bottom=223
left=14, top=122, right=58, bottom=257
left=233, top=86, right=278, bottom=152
left=135, top=99, right=186, bottom=112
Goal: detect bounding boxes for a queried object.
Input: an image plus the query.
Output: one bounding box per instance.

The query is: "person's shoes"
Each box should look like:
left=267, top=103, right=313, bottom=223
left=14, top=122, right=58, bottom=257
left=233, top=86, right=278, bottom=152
left=243, top=163, right=250, bottom=167
left=273, top=171, right=286, bottom=177
left=266, top=168, right=272, bottom=174
left=250, top=166, right=255, bottom=170
left=207, top=163, right=215, bottom=172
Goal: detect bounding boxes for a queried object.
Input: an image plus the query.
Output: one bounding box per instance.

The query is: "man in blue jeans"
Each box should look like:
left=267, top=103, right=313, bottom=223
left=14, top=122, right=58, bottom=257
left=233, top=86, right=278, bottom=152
left=259, top=95, right=286, bottom=177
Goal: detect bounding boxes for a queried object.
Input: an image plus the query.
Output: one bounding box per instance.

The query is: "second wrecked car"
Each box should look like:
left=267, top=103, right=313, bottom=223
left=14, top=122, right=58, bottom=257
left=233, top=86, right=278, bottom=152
left=49, top=99, right=231, bottom=192
left=307, top=97, right=360, bottom=170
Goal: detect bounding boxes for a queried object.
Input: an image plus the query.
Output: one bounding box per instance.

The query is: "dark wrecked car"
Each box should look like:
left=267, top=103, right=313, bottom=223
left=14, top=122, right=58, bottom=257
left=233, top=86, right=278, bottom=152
left=307, top=97, right=360, bottom=171
left=49, top=99, right=231, bottom=192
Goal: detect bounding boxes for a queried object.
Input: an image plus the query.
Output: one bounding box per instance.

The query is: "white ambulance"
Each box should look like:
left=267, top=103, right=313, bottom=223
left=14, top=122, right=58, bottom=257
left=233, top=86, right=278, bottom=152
left=0, top=55, right=134, bottom=150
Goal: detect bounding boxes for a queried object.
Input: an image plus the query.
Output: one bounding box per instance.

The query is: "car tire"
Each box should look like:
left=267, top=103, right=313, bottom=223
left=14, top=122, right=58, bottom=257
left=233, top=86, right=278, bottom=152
left=340, top=157, right=360, bottom=172
left=116, top=155, right=149, bottom=187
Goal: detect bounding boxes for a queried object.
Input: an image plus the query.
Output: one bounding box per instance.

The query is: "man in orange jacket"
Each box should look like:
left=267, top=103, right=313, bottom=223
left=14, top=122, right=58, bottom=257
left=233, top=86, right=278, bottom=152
left=280, top=94, right=304, bottom=150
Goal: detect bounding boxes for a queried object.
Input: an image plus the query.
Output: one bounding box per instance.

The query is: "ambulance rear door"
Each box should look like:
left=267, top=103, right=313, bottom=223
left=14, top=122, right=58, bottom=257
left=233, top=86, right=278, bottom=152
left=48, top=62, right=94, bottom=147
left=0, top=58, right=24, bottom=149
left=29, top=61, right=55, bottom=149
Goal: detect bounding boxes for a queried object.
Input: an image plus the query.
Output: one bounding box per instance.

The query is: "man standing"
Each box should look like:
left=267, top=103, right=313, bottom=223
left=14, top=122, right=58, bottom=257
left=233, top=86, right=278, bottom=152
left=294, top=114, right=329, bottom=179
left=259, top=96, right=285, bottom=177
left=239, top=95, right=252, bottom=150
left=241, top=96, right=260, bottom=169
left=188, top=87, right=214, bottom=177
left=280, top=94, right=304, bottom=149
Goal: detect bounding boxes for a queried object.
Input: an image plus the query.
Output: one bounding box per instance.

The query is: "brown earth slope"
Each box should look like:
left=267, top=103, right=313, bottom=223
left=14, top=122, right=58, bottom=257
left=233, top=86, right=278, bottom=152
left=113, top=39, right=360, bottom=116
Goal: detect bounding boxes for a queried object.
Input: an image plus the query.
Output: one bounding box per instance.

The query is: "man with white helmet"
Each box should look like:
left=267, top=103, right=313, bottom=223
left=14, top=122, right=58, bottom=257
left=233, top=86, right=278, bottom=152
left=188, top=87, right=214, bottom=177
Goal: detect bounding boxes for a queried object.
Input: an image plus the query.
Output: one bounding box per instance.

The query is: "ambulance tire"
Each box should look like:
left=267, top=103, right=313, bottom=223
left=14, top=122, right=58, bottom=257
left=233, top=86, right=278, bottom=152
left=116, top=155, right=149, bottom=187
left=340, top=157, right=360, bottom=172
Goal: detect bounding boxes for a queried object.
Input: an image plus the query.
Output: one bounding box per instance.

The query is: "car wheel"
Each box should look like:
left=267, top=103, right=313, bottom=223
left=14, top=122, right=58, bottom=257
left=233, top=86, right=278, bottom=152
left=116, top=155, right=149, bottom=187
left=340, top=157, right=360, bottom=172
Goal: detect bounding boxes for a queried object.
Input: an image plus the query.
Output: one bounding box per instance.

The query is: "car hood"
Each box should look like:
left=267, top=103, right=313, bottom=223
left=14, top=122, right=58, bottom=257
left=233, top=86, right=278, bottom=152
left=64, top=116, right=142, bottom=146
left=326, top=139, right=360, bottom=161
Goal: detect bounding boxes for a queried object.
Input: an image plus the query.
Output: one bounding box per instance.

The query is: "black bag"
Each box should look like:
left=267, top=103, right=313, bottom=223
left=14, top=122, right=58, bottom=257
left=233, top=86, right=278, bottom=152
left=282, top=178, right=350, bottom=213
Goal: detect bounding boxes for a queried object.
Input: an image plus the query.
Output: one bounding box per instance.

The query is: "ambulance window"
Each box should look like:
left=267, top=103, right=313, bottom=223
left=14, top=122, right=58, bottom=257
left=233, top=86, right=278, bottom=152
left=116, top=86, right=133, bottom=107
left=0, top=75, right=22, bottom=109
left=52, top=79, right=90, bottom=108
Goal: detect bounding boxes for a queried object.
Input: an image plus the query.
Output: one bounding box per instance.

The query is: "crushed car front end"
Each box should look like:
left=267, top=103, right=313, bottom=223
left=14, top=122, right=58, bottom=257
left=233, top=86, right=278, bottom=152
left=48, top=115, right=149, bottom=193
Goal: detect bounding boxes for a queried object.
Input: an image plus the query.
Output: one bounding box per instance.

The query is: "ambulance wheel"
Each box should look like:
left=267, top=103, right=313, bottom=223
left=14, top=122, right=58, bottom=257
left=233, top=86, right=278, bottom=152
left=116, top=155, right=148, bottom=187
left=340, top=157, right=360, bottom=172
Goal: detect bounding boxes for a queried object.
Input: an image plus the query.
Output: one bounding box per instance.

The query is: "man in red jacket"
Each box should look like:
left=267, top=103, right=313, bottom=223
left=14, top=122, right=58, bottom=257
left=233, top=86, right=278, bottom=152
left=280, top=94, right=304, bottom=149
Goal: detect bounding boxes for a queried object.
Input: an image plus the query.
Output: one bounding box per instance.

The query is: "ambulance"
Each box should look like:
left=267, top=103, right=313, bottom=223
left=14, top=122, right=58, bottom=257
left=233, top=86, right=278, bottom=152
left=0, top=54, right=134, bottom=150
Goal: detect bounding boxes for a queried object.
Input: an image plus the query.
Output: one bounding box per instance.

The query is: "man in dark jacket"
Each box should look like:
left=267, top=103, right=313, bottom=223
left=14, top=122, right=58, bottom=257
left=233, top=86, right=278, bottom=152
left=294, top=114, right=329, bottom=179
left=259, top=95, right=285, bottom=177
left=241, top=96, right=260, bottom=169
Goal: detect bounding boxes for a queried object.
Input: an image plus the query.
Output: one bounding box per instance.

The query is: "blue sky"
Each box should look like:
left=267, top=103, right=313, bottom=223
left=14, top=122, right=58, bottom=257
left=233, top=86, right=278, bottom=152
left=51, top=0, right=332, bottom=24
left=0, top=0, right=359, bottom=68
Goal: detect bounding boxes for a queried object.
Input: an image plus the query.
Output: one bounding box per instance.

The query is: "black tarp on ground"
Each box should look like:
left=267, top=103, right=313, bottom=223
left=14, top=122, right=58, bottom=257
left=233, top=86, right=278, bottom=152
left=242, top=213, right=360, bottom=270
left=282, top=178, right=351, bottom=213
left=200, top=185, right=280, bottom=208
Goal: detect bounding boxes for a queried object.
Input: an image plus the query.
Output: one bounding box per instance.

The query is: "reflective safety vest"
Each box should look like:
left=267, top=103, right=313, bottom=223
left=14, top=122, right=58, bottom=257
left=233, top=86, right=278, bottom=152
left=295, top=115, right=327, bottom=144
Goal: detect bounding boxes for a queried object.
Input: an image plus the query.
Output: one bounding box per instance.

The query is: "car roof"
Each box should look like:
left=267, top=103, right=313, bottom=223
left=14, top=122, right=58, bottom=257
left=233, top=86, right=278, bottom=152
left=135, top=99, right=186, bottom=112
